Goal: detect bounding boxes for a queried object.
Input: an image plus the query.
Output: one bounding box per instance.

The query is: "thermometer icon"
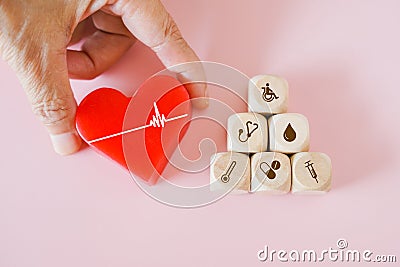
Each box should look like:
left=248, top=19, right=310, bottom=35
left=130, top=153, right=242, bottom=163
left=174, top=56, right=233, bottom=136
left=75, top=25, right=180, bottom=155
left=220, top=161, right=237, bottom=183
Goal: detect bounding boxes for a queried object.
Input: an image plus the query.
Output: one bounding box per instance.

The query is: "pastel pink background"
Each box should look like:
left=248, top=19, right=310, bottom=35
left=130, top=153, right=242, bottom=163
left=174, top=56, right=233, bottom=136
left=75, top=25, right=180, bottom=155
left=1, top=0, right=399, bottom=266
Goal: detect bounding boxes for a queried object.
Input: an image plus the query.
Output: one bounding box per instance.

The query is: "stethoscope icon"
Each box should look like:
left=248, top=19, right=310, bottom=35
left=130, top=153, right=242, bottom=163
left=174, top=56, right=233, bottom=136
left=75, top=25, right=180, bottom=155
left=238, top=121, right=259, bottom=142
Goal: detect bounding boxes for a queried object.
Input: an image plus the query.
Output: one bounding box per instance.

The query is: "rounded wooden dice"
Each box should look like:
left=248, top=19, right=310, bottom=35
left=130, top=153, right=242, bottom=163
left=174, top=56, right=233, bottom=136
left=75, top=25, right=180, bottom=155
left=268, top=113, right=310, bottom=153
left=250, top=152, right=291, bottom=194
left=248, top=75, right=289, bottom=115
left=227, top=113, right=268, bottom=153
left=210, top=152, right=250, bottom=193
left=291, top=152, right=332, bottom=194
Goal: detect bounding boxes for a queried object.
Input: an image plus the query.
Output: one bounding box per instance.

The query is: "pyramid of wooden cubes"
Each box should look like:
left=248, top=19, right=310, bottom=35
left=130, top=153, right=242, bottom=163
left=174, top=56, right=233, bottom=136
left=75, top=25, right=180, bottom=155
left=210, top=75, right=332, bottom=194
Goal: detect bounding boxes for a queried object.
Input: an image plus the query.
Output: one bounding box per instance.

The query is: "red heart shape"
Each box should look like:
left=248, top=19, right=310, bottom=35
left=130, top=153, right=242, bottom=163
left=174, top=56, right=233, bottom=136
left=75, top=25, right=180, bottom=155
left=76, top=75, right=191, bottom=185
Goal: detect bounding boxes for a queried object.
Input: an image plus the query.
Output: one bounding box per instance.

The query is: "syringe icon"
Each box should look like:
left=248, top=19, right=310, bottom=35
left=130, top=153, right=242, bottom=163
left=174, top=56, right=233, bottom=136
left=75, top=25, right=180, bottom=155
left=304, top=160, right=318, bottom=183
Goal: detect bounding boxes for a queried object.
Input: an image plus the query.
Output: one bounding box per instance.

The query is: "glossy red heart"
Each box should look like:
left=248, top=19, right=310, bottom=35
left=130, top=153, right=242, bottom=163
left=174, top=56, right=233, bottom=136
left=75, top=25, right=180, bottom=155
left=76, top=75, right=191, bottom=185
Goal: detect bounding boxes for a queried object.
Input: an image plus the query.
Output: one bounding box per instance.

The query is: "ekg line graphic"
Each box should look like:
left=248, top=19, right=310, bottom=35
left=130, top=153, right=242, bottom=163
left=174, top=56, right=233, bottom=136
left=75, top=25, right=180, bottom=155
left=87, top=102, right=188, bottom=144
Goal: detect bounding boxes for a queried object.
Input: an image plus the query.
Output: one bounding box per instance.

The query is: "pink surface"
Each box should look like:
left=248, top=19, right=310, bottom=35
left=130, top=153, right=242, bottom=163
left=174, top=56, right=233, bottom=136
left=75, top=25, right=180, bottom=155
left=0, top=0, right=399, bottom=266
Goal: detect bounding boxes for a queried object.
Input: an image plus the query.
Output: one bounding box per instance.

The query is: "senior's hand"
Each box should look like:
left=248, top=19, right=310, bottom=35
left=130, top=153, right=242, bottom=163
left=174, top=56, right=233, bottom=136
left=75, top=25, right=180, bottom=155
left=0, top=0, right=207, bottom=155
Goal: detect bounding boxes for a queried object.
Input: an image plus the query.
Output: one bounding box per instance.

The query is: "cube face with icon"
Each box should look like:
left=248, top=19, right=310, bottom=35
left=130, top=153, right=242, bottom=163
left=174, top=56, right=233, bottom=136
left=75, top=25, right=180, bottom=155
left=248, top=75, right=289, bottom=115
left=291, top=152, right=332, bottom=194
left=250, top=152, right=291, bottom=194
left=268, top=113, right=310, bottom=154
left=227, top=113, right=268, bottom=153
left=209, top=152, right=250, bottom=193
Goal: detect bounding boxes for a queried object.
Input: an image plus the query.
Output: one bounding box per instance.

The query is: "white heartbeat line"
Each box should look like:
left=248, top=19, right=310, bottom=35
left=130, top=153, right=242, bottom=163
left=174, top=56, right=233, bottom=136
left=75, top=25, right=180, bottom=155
left=87, top=102, right=188, bottom=144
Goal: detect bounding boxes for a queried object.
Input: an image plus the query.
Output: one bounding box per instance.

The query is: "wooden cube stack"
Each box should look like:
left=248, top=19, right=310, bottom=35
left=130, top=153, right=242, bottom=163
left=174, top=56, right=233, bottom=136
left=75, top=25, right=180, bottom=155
left=210, top=74, right=332, bottom=194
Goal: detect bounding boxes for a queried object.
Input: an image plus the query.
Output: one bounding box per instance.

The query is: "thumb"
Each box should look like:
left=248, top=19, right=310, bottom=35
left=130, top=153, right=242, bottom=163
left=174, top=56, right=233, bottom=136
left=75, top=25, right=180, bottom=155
left=0, top=3, right=82, bottom=155
left=14, top=44, right=81, bottom=155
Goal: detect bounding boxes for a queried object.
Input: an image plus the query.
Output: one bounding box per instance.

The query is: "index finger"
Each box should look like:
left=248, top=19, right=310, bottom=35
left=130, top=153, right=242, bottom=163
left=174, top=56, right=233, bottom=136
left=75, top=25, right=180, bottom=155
left=108, top=0, right=208, bottom=108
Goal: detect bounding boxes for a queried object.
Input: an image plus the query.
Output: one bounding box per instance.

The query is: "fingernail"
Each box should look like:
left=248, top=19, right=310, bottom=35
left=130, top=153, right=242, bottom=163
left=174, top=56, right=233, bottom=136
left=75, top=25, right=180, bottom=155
left=204, top=87, right=209, bottom=98
left=204, top=87, right=209, bottom=106
left=50, top=132, right=81, bottom=155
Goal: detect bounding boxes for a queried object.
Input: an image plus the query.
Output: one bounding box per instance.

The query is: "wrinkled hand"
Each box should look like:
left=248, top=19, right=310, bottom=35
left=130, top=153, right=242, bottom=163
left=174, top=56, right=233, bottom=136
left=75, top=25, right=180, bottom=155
left=0, top=0, right=207, bottom=155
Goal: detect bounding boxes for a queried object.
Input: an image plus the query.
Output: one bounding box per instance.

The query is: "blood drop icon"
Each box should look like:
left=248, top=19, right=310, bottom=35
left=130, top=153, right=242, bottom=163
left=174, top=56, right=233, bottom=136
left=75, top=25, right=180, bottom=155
left=283, top=123, right=296, bottom=142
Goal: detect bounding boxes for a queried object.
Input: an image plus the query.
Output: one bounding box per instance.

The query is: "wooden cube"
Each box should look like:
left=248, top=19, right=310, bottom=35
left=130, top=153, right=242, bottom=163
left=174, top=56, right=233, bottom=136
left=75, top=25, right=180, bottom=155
left=268, top=113, right=310, bottom=153
left=248, top=75, right=289, bottom=115
left=291, top=152, right=332, bottom=194
left=227, top=113, right=268, bottom=153
left=210, top=152, right=250, bottom=193
left=250, top=152, right=291, bottom=194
